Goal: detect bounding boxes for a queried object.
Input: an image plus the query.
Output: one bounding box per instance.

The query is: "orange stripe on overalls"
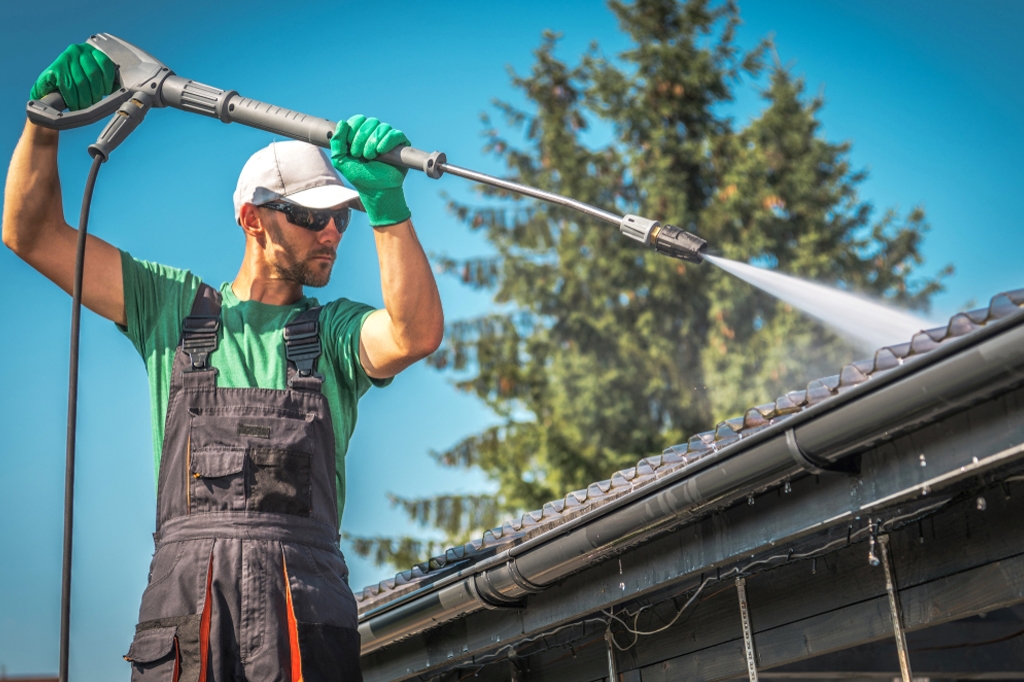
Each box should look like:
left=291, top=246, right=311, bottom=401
left=283, top=550, right=304, bottom=682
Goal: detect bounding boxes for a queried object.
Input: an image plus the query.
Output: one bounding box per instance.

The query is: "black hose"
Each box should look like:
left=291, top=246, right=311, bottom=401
left=59, top=153, right=104, bottom=682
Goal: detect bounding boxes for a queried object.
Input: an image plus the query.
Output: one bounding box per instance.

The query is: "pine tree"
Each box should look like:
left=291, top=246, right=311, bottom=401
left=347, top=0, right=949, bottom=568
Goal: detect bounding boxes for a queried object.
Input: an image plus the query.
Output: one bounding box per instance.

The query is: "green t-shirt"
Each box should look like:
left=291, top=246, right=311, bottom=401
left=117, top=250, right=390, bottom=526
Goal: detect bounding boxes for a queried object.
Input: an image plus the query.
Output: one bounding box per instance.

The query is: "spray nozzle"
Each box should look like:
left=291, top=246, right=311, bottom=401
left=619, top=214, right=707, bottom=264
left=652, top=224, right=706, bottom=263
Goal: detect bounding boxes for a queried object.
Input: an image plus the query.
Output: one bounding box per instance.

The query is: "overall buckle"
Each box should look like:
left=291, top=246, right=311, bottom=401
left=284, top=319, right=324, bottom=386
left=182, top=315, right=220, bottom=372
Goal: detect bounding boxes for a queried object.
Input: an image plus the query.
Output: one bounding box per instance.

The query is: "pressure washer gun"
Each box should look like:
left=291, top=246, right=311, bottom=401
left=27, top=33, right=707, bottom=263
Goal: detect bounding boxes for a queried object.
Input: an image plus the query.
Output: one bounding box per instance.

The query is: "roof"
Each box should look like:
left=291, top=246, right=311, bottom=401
left=354, top=288, right=1024, bottom=614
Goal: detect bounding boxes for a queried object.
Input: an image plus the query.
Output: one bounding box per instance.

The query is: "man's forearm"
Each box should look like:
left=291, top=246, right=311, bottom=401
left=2, top=121, right=68, bottom=255
left=372, top=219, right=444, bottom=357
left=2, top=119, right=127, bottom=324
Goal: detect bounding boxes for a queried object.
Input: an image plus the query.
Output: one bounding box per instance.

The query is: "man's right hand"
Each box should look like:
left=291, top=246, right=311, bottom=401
left=30, top=43, right=117, bottom=111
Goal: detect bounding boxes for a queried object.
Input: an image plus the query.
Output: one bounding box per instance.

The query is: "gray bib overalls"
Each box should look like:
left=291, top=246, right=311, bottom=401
left=123, top=284, right=361, bottom=681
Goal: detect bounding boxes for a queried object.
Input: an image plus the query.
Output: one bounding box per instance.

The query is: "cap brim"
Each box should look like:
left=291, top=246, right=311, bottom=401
left=284, top=184, right=365, bottom=212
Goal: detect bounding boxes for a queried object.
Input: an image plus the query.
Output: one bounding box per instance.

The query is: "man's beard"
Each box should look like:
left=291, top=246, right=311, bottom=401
left=273, top=254, right=334, bottom=288
left=266, top=217, right=336, bottom=288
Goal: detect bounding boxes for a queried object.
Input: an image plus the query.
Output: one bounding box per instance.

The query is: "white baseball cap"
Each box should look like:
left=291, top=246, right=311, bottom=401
left=233, top=140, right=363, bottom=223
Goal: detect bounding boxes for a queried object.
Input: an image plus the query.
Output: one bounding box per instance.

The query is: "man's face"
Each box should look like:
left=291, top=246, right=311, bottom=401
left=259, top=205, right=345, bottom=288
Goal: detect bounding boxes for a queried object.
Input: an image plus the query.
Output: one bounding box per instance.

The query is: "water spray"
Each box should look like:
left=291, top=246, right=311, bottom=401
left=705, top=255, right=937, bottom=351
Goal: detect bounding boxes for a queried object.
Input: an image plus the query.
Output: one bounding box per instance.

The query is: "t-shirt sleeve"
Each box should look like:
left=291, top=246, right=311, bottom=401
left=321, top=299, right=393, bottom=395
left=117, top=249, right=201, bottom=358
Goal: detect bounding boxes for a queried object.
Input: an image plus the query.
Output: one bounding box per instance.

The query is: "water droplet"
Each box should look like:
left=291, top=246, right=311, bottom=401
left=977, top=496, right=987, bottom=511
left=783, top=481, right=792, bottom=494
left=747, top=495, right=755, bottom=506
left=619, top=582, right=626, bottom=591
left=922, top=485, right=931, bottom=496
left=972, top=456, right=979, bottom=465
left=919, top=454, right=927, bottom=467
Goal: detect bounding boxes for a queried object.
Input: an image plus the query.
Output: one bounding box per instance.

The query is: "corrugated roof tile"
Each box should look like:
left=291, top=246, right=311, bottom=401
left=804, top=380, right=833, bottom=405
left=946, top=312, right=982, bottom=338
left=886, top=342, right=912, bottom=359
left=714, top=424, right=741, bottom=446
left=909, top=331, right=940, bottom=354
left=873, top=348, right=901, bottom=372
left=743, top=408, right=769, bottom=428
left=774, top=394, right=802, bottom=415
left=566, top=489, right=588, bottom=506
left=1006, top=288, right=1024, bottom=306
left=990, top=294, right=1018, bottom=318
left=965, top=308, right=989, bottom=325
left=851, top=359, right=875, bottom=374
left=687, top=433, right=713, bottom=451
left=723, top=416, right=746, bottom=432
left=839, top=364, right=868, bottom=386
left=786, top=390, right=808, bottom=406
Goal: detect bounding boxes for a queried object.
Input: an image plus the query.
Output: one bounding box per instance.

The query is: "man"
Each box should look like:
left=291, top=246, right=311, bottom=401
left=3, top=43, right=443, bottom=681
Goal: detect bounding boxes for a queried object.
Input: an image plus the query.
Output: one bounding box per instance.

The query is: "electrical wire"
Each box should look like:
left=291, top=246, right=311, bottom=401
left=431, top=495, right=964, bottom=681
left=602, top=496, right=957, bottom=654
left=59, top=153, right=104, bottom=682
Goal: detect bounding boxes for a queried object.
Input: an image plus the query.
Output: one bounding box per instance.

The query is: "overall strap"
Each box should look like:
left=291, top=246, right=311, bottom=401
left=284, top=306, right=324, bottom=391
left=181, top=283, right=222, bottom=376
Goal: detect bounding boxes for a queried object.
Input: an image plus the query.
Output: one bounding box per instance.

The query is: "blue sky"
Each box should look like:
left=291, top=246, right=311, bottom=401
left=1, top=1, right=1022, bottom=679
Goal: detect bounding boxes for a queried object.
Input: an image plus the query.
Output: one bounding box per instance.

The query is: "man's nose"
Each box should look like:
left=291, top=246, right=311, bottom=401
left=320, top=219, right=343, bottom=244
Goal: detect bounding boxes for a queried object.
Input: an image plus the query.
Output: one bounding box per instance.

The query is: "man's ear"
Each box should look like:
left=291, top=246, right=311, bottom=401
left=239, top=203, right=267, bottom=239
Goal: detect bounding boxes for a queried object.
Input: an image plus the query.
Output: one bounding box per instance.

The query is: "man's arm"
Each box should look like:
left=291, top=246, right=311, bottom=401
left=2, top=120, right=126, bottom=325
left=3, top=44, right=124, bottom=325
left=331, top=114, right=444, bottom=378
left=359, top=218, right=443, bottom=378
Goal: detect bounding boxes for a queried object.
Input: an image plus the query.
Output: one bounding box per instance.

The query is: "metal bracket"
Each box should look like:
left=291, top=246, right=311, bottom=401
left=605, top=629, right=620, bottom=682
left=879, top=535, right=914, bottom=682
left=785, top=429, right=860, bottom=475
left=735, top=577, right=759, bottom=682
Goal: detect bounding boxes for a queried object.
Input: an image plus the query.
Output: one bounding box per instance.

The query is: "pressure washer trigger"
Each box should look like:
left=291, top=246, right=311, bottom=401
left=27, top=88, right=134, bottom=130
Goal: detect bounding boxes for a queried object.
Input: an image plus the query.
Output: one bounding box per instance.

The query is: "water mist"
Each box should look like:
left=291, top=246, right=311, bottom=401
left=705, top=255, right=938, bottom=353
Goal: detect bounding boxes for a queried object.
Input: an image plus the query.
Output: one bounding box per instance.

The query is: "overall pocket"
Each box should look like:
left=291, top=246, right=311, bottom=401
left=124, top=626, right=178, bottom=682
left=189, top=408, right=327, bottom=519
left=189, top=447, right=245, bottom=513
left=125, top=616, right=202, bottom=682
left=247, top=448, right=312, bottom=517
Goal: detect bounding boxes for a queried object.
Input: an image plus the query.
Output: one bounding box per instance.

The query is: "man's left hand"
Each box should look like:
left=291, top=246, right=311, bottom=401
left=330, top=115, right=412, bottom=227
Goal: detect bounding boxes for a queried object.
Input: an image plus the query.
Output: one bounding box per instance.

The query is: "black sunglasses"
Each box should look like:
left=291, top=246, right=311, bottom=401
left=261, top=201, right=352, bottom=233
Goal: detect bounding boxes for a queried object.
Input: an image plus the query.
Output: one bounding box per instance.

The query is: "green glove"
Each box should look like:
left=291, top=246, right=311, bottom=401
left=330, top=114, right=412, bottom=227
left=30, top=43, right=117, bottom=112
